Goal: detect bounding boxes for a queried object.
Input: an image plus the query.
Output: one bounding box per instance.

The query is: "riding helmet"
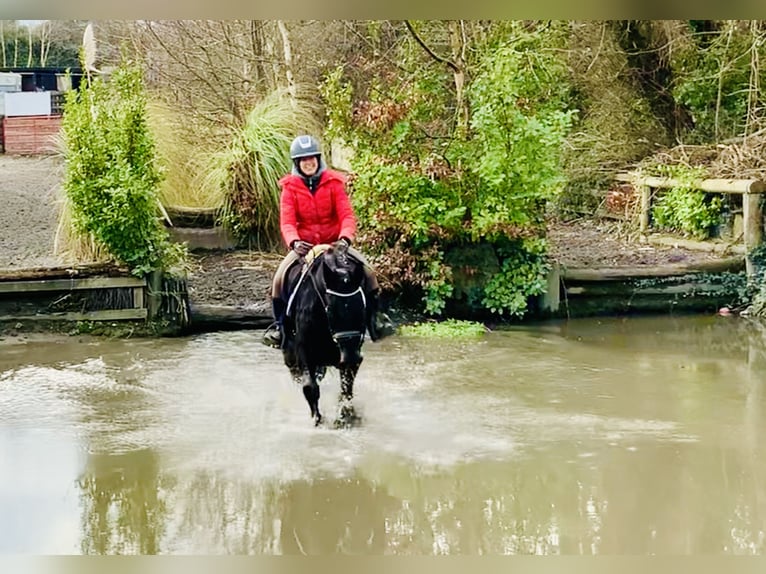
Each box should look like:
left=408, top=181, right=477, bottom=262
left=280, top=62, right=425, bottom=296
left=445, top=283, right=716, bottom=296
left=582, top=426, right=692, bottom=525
left=290, top=135, right=322, bottom=160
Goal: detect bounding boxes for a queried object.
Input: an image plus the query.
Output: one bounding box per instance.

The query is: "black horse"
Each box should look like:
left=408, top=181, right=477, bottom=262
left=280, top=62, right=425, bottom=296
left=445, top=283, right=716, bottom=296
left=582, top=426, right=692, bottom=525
left=281, top=240, right=368, bottom=427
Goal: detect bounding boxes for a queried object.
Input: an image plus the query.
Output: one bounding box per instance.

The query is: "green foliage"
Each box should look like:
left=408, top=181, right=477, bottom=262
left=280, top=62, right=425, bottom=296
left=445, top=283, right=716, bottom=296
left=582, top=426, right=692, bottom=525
left=469, top=34, right=576, bottom=236
left=670, top=23, right=754, bottom=143
left=649, top=165, right=723, bottom=239
left=423, top=253, right=454, bottom=315
left=482, top=237, right=550, bottom=317
left=202, top=89, right=319, bottom=249
left=399, top=318, right=487, bottom=338
left=321, top=25, right=575, bottom=318
left=742, top=244, right=766, bottom=316
left=61, top=61, right=185, bottom=276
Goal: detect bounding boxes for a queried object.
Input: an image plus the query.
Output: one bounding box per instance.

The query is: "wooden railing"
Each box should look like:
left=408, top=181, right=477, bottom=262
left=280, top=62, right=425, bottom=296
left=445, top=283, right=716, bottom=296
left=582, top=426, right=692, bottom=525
left=0, top=270, right=147, bottom=322
left=616, top=173, right=766, bottom=276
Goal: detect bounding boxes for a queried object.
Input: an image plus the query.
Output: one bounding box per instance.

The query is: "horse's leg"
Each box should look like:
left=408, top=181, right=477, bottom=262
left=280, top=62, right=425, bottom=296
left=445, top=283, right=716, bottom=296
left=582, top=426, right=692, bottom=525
left=335, top=364, right=361, bottom=428
left=288, top=365, right=303, bottom=386
left=339, top=364, right=359, bottom=401
left=303, top=367, right=322, bottom=426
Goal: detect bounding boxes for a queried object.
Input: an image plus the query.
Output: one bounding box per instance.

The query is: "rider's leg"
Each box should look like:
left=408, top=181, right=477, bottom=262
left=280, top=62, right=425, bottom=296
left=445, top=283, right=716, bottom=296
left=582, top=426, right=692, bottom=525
left=344, top=246, right=395, bottom=341
left=263, top=251, right=299, bottom=348
left=362, top=266, right=395, bottom=341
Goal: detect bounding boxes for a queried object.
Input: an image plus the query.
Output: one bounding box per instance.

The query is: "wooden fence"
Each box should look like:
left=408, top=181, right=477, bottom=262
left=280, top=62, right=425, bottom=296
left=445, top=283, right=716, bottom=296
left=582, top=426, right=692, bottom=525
left=0, top=275, right=146, bottom=322
left=0, top=265, right=189, bottom=330
left=615, top=173, right=766, bottom=276
left=2, top=115, right=62, bottom=155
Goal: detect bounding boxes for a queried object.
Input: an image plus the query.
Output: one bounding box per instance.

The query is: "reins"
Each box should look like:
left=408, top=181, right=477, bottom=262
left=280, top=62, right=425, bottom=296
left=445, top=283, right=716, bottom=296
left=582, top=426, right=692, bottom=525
left=286, top=246, right=367, bottom=345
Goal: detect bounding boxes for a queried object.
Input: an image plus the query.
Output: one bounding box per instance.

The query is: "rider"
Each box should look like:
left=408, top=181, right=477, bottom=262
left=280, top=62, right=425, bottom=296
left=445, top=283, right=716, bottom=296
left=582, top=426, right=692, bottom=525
left=263, top=134, right=394, bottom=348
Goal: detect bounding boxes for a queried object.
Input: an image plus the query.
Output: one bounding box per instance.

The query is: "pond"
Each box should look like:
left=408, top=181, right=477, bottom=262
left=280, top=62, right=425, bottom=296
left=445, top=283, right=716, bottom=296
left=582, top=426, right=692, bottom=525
left=1, top=315, right=765, bottom=555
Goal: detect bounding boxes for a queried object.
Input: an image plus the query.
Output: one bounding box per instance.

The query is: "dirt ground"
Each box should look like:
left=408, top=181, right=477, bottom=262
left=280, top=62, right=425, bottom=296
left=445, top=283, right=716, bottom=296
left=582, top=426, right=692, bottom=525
left=0, top=155, right=734, bottom=311
left=0, top=155, right=65, bottom=269
left=545, top=217, right=727, bottom=268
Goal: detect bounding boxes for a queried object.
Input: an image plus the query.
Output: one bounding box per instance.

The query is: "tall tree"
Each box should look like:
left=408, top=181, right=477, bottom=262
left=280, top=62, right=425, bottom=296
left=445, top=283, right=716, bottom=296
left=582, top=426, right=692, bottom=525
left=0, top=21, right=6, bottom=67
left=26, top=22, right=31, bottom=66
left=38, top=20, right=51, bottom=67
left=276, top=20, right=296, bottom=107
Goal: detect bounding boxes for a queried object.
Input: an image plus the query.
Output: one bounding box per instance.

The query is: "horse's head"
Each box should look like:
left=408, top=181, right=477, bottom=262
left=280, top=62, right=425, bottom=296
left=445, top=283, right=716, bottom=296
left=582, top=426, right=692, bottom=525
left=321, top=240, right=367, bottom=367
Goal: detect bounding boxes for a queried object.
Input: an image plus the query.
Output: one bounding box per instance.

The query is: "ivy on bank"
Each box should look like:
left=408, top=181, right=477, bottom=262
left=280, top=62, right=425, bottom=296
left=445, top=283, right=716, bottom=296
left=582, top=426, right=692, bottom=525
left=61, top=60, right=185, bottom=276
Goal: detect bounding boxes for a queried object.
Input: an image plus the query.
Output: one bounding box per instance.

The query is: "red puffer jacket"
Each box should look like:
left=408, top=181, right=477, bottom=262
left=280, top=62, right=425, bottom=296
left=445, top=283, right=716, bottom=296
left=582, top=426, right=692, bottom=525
left=279, top=168, right=357, bottom=248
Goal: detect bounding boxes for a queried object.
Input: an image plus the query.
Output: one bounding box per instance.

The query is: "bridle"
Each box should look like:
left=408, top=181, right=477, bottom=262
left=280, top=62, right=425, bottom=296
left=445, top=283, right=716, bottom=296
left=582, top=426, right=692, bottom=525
left=313, top=249, right=367, bottom=346
left=286, top=246, right=367, bottom=347
left=324, top=285, right=367, bottom=345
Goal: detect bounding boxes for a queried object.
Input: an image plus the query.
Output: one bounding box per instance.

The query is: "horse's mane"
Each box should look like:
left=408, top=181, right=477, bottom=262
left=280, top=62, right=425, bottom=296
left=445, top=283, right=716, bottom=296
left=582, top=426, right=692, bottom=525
left=285, top=242, right=364, bottom=318
left=285, top=242, right=366, bottom=354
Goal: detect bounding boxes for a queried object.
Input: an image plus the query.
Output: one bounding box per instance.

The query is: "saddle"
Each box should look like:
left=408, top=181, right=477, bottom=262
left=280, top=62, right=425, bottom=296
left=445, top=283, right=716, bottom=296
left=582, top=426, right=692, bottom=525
left=284, top=244, right=331, bottom=318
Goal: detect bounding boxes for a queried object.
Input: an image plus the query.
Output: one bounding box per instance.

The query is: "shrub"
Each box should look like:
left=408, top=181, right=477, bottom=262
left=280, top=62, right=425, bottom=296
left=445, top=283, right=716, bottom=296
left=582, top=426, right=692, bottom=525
left=61, top=60, right=185, bottom=276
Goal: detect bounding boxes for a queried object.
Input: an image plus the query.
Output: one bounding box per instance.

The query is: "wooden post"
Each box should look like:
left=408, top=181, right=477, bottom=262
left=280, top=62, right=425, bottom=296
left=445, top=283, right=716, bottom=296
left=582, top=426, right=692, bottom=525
left=146, top=270, right=163, bottom=320
left=743, top=192, right=763, bottom=278
left=639, top=184, right=651, bottom=233
left=541, top=262, right=560, bottom=313
left=132, top=285, right=145, bottom=310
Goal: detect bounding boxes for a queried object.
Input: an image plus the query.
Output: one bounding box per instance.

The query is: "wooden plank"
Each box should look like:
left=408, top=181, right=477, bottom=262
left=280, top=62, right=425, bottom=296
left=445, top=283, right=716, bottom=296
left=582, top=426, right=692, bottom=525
left=565, top=282, right=727, bottom=296
left=133, top=286, right=145, bottom=309
left=616, top=173, right=766, bottom=194
left=647, top=235, right=746, bottom=255
left=0, top=262, right=132, bottom=281
left=146, top=270, right=162, bottom=320
left=0, top=276, right=145, bottom=293
left=639, top=184, right=651, bottom=232
left=0, top=308, right=148, bottom=322
left=3, top=115, right=62, bottom=155
left=189, top=303, right=273, bottom=330
left=562, top=256, right=745, bottom=281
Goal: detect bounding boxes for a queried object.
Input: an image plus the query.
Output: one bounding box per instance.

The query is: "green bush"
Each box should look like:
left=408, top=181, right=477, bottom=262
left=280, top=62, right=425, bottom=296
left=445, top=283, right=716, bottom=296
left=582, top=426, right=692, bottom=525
left=322, top=25, right=575, bottom=318
left=649, top=165, right=722, bottom=239
left=670, top=22, right=754, bottom=143
left=61, top=61, right=184, bottom=276
left=399, top=318, right=487, bottom=338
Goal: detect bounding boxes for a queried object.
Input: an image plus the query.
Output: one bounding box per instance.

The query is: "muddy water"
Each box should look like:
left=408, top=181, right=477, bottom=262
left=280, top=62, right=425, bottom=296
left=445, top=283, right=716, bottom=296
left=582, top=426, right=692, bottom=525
left=1, top=315, right=766, bottom=555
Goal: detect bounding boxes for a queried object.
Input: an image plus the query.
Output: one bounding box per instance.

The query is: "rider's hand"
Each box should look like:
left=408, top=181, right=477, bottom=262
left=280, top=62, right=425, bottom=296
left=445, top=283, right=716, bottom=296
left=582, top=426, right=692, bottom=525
left=292, top=240, right=313, bottom=257
left=338, top=236, right=351, bottom=247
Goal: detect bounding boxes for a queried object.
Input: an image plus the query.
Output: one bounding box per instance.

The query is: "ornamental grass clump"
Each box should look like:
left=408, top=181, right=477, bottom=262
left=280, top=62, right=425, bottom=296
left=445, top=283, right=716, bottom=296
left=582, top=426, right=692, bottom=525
left=202, top=88, right=320, bottom=250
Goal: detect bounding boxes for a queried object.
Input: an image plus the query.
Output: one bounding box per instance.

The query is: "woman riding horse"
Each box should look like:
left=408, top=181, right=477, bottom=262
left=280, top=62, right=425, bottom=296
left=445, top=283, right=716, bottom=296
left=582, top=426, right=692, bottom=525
left=263, top=134, right=394, bottom=348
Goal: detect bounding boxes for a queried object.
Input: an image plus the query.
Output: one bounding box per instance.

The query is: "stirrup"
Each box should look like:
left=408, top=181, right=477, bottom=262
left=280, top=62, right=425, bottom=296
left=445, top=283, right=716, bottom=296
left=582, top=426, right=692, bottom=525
left=369, top=312, right=395, bottom=341
left=262, top=322, right=282, bottom=348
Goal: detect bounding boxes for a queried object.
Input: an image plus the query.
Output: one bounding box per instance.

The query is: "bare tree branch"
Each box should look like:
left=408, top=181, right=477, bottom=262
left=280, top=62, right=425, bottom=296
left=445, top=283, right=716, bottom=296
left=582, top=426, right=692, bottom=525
left=404, top=20, right=459, bottom=74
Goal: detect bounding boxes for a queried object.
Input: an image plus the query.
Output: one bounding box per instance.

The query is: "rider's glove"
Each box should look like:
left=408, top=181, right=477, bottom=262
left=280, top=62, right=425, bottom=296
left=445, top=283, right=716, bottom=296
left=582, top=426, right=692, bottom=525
left=292, top=240, right=312, bottom=257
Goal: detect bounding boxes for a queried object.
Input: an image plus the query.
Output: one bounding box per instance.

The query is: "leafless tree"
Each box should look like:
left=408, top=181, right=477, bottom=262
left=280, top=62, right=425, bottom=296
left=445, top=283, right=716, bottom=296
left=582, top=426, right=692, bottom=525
left=100, top=20, right=283, bottom=128
left=38, top=21, right=51, bottom=67
left=26, top=23, right=32, bottom=67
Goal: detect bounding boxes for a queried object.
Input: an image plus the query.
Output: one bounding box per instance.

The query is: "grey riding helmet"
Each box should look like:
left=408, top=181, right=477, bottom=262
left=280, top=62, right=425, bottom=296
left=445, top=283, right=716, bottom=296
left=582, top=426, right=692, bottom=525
left=290, top=135, right=322, bottom=160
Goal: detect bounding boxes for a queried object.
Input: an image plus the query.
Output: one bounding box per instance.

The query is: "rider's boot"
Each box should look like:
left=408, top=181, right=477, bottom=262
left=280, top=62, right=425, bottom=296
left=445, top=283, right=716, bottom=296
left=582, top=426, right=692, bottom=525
left=262, top=298, right=286, bottom=348
left=367, top=290, right=395, bottom=341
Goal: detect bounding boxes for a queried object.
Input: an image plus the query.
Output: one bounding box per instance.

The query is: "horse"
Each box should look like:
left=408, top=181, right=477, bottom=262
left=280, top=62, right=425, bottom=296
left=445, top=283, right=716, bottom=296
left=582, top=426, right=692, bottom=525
left=281, top=240, right=368, bottom=427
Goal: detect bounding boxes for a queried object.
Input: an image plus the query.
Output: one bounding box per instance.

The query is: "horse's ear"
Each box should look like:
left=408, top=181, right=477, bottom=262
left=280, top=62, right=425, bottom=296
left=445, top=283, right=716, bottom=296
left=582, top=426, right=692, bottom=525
left=332, top=239, right=349, bottom=255
left=322, top=246, right=340, bottom=273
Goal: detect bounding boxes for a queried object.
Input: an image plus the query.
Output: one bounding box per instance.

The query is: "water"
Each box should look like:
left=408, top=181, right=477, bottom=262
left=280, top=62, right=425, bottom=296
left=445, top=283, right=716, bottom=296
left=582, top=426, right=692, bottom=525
left=1, top=315, right=765, bottom=554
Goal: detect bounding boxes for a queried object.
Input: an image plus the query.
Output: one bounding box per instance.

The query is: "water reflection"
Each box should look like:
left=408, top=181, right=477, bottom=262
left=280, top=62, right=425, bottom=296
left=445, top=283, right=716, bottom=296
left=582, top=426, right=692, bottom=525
left=1, top=317, right=766, bottom=554
left=78, top=449, right=170, bottom=555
